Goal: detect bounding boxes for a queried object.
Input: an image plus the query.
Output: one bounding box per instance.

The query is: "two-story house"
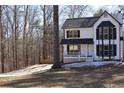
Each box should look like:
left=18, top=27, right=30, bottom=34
left=60, top=11, right=123, bottom=63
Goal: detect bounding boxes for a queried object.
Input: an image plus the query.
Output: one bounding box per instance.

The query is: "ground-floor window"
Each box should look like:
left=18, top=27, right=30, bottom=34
left=67, top=45, right=80, bottom=55
left=96, top=44, right=116, bottom=57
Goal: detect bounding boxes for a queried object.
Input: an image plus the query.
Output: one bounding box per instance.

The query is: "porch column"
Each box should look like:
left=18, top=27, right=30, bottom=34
left=87, top=44, right=89, bottom=57
left=85, top=44, right=88, bottom=61
left=61, top=45, right=64, bottom=63
left=102, top=26, right=104, bottom=60
left=98, top=28, right=100, bottom=59
left=79, top=44, right=81, bottom=61
left=87, top=44, right=89, bottom=61
left=109, top=26, right=111, bottom=60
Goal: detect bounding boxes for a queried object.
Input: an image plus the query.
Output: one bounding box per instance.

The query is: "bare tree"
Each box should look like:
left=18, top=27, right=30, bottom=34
left=0, top=6, right=4, bottom=73
left=42, top=5, right=47, bottom=60
left=41, top=5, right=53, bottom=61
left=0, top=5, right=61, bottom=72
left=52, top=5, right=61, bottom=69
left=13, top=5, right=18, bottom=69
left=23, top=5, right=29, bottom=67
left=93, top=8, right=105, bottom=16
left=62, top=5, right=90, bottom=18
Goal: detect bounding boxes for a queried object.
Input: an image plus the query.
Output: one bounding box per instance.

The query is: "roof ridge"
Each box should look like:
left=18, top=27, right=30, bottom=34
left=66, top=16, right=100, bottom=20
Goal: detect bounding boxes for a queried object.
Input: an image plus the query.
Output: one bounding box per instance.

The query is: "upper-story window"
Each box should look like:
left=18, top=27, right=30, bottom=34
left=67, top=30, right=80, bottom=38
left=96, top=21, right=116, bottom=40
left=96, top=27, right=116, bottom=40
left=98, top=27, right=114, bottom=39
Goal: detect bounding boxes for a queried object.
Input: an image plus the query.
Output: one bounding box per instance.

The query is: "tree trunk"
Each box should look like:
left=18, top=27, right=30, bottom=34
left=23, top=5, right=29, bottom=67
left=0, top=6, right=4, bottom=73
left=42, top=5, right=48, bottom=60
left=52, top=5, right=61, bottom=69
left=14, top=5, right=18, bottom=69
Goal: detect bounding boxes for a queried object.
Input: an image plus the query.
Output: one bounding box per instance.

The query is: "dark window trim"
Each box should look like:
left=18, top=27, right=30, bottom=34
left=96, top=44, right=116, bottom=57
left=67, top=45, right=80, bottom=55
left=66, top=30, right=80, bottom=38
left=96, top=26, right=116, bottom=40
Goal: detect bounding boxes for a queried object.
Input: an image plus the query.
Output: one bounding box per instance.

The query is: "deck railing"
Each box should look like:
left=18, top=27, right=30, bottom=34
left=63, top=52, right=93, bottom=63
left=64, top=52, right=80, bottom=57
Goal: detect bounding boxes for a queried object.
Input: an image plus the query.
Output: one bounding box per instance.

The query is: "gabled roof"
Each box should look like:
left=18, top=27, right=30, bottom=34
left=62, top=17, right=99, bottom=29
left=96, top=11, right=122, bottom=25
left=62, top=11, right=122, bottom=29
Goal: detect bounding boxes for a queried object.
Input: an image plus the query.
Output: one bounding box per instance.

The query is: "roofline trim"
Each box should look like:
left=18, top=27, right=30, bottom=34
left=93, top=11, right=122, bottom=26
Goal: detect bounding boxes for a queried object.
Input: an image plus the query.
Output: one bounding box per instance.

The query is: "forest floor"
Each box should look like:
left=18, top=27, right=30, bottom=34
left=0, top=63, right=124, bottom=87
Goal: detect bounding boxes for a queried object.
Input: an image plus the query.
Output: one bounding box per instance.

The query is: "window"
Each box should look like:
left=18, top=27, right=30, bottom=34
left=68, top=31, right=73, bottom=37
left=96, top=45, right=116, bottom=56
left=96, top=27, right=116, bottom=40
left=110, top=27, right=116, bottom=39
left=99, top=27, right=109, bottom=39
left=67, top=45, right=80, bottom=55
left=104, top=45, right=109, bottom=56
left=67, top=30, right=80, bottom=38
left=109, top=45, right=114, bottom=56
left=103, top=27, right=109, bottom=39
left=99, top=27, right=103, bottom=39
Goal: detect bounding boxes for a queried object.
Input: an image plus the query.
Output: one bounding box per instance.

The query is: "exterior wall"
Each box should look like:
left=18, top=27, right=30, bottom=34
left=62, top=12, right=123, bottom=62
left=63, top=27, right=94, bottom=62
left=63, top=45, right=67, bottom=56
left=64, top=27, right=93, bottom=39
left=93, top=13, right=122, bottom=60
left=63, top=44, right=94, bottom=62
left=88, top=45, right=94, bottom=57
left=121, top=26, right=123, bottom=61
left=63, top=44, right=93, bottom=57
left=81, top=45, right=87, bottom=57
left=81, top=44, right=93, bottom=57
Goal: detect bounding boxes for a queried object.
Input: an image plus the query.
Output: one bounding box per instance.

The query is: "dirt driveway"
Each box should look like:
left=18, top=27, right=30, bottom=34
left=0, top=64, right=124, bottom=88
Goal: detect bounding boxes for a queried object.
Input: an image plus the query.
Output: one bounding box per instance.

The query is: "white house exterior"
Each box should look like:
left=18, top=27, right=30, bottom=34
left=60, top=11, right=123, bottom=63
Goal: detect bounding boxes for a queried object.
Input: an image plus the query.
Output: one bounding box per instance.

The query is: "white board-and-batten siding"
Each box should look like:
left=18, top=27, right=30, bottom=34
left=93, top=12, right=122, bottom=60
left=64, top=27, right=93, bottom=39
left=62, top=11, right=123, bottom=62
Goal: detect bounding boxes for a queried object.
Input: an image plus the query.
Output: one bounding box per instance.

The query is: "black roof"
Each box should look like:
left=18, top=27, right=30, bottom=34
left=60, top=38, right=94, bottom=44
left=62, top=11, right=122, bottom=29
left=98, top=21, right=115, bottom=27
left=62, top=17, right=99, bottom=29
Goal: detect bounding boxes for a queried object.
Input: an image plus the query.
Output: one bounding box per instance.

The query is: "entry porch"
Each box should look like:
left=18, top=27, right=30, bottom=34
left=60, top=38, right=94, bottom=63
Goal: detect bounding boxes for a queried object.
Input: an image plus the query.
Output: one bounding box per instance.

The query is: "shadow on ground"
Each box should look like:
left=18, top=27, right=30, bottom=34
left=0, top=64, right=124, bottom=88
